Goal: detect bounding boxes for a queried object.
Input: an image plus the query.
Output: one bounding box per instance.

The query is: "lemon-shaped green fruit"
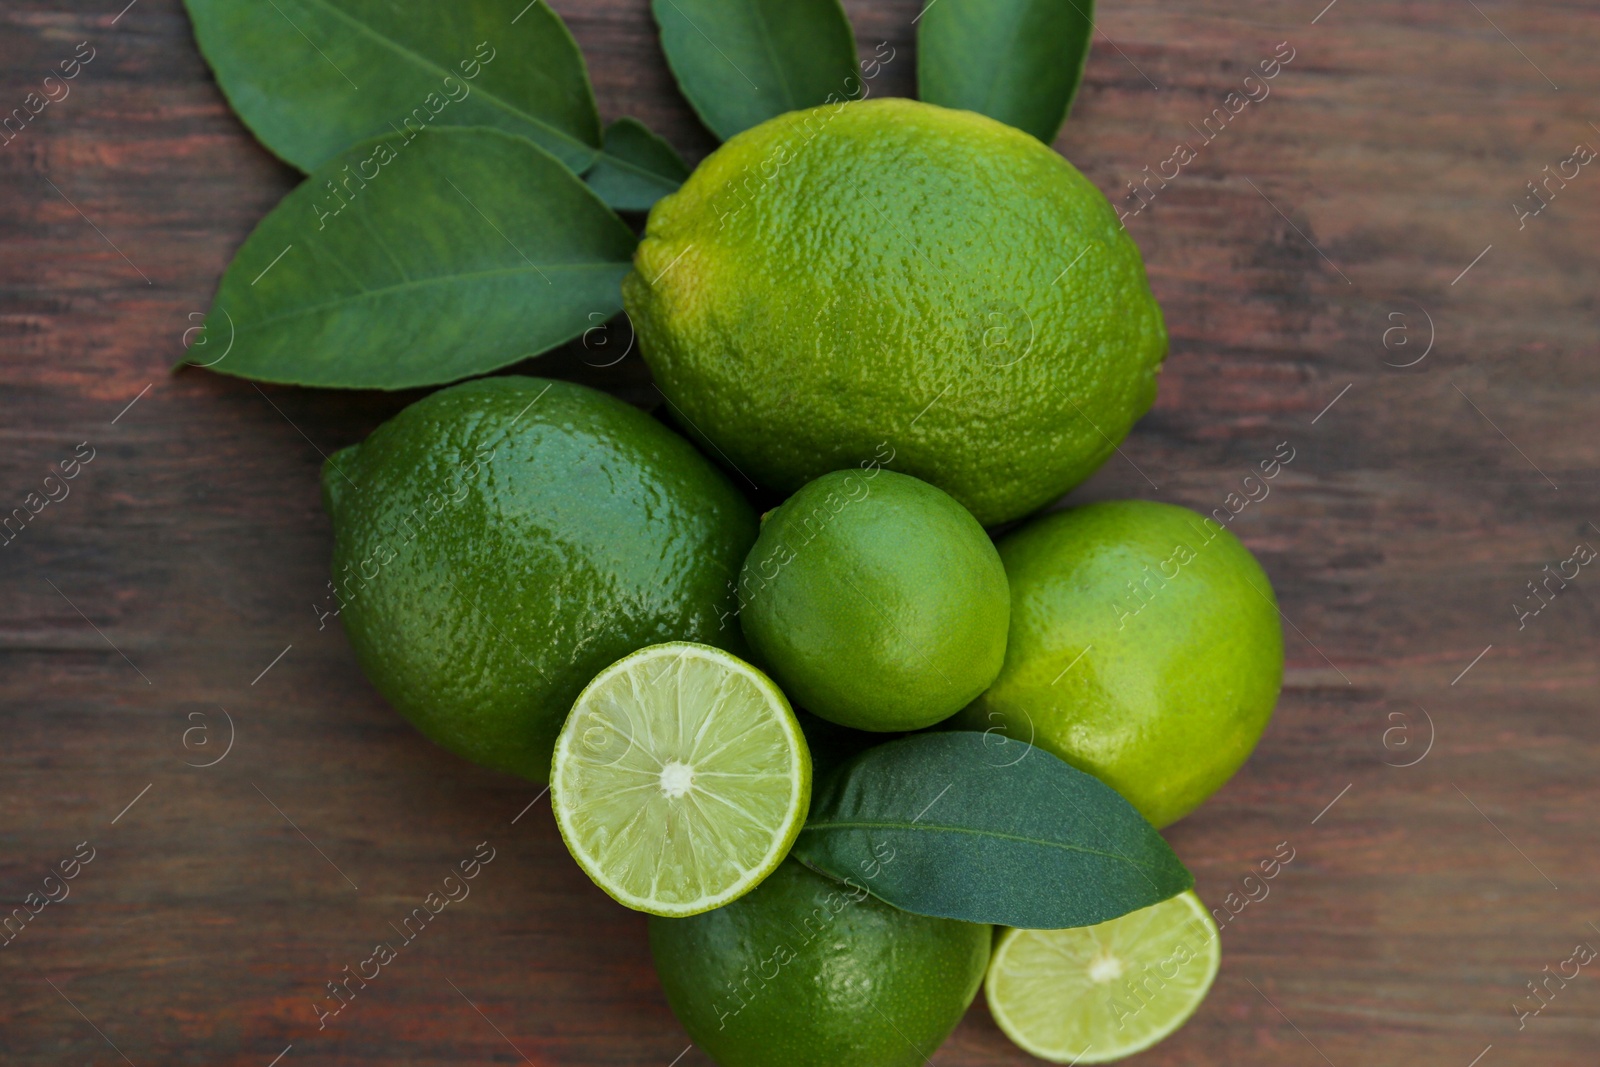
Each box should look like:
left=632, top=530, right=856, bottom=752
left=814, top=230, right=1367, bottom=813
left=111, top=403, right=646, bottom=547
left=649, top=859, right=990, bottom=1067
left=322, top=377, right=756, bottom=783
left=958, top=501, right=1282, bottom=827
left=624, top=97, right=1167, bottom=527
left=739, top=469, right=1008, bottom=731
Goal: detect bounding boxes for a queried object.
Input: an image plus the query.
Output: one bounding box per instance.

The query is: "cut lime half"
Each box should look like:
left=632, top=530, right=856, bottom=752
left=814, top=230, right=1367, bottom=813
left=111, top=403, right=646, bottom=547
left=550, top=642, right=811, bottom=917
left=986, top=891, right=1220, bottom=1064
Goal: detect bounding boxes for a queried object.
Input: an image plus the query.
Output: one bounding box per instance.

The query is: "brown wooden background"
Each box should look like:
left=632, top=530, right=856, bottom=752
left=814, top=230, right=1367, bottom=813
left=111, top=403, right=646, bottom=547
left=3, top=0, right=1598, bottom=1064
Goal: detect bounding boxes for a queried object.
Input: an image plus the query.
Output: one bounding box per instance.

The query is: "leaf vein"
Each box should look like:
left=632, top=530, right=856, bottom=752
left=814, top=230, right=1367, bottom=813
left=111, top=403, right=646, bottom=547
left=232, top=263, right=629, bottom=334
left=799, top=821, right=1179, bottom=874
left=292, top=0, right=598, bottom=166
left=594, top=150, right=682, bottom=192
left=746, top=2, right=795, bottom=110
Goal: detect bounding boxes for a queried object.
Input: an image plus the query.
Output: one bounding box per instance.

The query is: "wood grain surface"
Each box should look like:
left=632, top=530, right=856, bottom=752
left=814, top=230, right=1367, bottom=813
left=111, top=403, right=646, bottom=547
left=3, top=1, right=1598, bottom=1064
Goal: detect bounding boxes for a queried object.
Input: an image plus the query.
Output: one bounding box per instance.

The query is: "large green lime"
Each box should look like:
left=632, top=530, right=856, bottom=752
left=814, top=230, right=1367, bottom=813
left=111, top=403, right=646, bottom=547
left=958, top=501, right=1282, bottom=827
left=649, top=859, right=990, bottom=1067
left=739, top=469, right=1008, bottom=731
left=624, top=97, right=1167, bottom=526
left=322, top=377, right=756, bottom=783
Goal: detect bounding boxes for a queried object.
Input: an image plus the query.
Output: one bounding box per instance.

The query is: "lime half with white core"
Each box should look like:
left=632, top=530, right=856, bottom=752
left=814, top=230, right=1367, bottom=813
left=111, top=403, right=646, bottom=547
left=550, top=642, right=811, bottom=917
left=986, top=891, right=1220, bottom=1063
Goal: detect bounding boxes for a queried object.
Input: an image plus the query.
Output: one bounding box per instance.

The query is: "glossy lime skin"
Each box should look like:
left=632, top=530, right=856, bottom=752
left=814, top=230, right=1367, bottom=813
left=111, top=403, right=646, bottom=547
left=649, top=859, right=991, bottom=1067
left=625, top=97, right=1167, bottom=526
left=738, top=470, right=1008, bottom=732
left=322, top=377, right=756, bottom=783
left=958, top=501, right=1283, bottom=828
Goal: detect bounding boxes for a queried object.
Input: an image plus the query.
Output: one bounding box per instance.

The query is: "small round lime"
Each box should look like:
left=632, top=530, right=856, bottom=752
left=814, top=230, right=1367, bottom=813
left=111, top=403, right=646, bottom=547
left=323, top=377, right=756, bottom=783
left=738, top=469, right=1009, bottom=732
left=649, top=859, right=991, bottom=1067
left=958, top=500, right=1282, bottom=827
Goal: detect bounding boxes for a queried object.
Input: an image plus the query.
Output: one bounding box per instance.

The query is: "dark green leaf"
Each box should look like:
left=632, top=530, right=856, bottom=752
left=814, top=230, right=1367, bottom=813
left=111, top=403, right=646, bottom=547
left=585, top=117, right=691, bottom=211
left=652, top=0, right=860, bottom=141
left=182, top=128, right=637, bottom=389
left=917, top=0, right=1095, bottom=144
left=183, top=0, right=601, bottom=173
left=793, top=731, right=1192, bottom=929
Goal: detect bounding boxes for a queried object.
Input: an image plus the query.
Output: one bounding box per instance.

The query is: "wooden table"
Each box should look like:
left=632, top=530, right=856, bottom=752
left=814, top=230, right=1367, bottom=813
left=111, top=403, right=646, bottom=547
left=3, top=1, right=1597, bottom=1064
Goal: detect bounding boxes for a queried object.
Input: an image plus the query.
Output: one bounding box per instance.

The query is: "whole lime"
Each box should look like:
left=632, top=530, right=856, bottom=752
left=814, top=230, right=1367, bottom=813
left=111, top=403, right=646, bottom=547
left=958, top=501, right=1282, bottom=827
left=624, top=96, right=1166, bottom=527
left=322, top=377, right=755, bottom=783
left=739, top=469, right=1008, bottom=731
left=649, top=859, right=991, bottom=1067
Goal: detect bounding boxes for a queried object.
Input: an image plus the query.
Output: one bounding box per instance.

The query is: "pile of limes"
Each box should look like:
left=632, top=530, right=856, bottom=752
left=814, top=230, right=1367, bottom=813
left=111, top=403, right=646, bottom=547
left=326, top=100, right=1282, bottom=1065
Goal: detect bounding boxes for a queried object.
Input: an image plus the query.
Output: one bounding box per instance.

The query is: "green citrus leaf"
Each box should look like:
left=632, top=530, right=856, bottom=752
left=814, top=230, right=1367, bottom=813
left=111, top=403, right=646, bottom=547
left=183, top=0, right=601, bottom=173
left=917, top=0, right=1095, bottom=144
left=183, top=127, right=636, bottom=390
left=651, top=0, right=860, bottom=141
left=585, top=117, right=691, bottom=211
left=793, top=732, right=1193, bottom=929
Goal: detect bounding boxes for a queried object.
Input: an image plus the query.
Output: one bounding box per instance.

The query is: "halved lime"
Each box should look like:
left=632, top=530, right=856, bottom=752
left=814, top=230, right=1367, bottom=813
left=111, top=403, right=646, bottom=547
left=550, top=642, right=811, bottom=917
left=986, top=891, right=1220, bottom=1063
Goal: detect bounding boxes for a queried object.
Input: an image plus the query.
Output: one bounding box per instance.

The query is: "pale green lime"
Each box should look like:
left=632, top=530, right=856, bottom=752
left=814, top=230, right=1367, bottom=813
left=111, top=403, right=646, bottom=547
left=625, top=97, right=1166, bottom=526
left=960, top=500, right=1282, bottom=827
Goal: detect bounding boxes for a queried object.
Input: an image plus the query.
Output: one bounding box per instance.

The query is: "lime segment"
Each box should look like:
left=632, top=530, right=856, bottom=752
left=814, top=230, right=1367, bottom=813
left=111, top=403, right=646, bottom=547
left=986, top=891, right=1220, bottom=1063
left=550, top=642, right=811, bottom=917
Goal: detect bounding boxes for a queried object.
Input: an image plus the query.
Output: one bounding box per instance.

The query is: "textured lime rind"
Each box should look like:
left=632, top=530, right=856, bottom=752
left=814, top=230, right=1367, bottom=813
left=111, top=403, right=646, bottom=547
left=625, top=97, right=1167, bottom=526
left=649, top=859, right=992, bottom=1067
left=323, top=377, right=756, bottom=783
left=739, top=469, right=1009, bottom=731
left=959, top=500, right=1284, bottom=827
